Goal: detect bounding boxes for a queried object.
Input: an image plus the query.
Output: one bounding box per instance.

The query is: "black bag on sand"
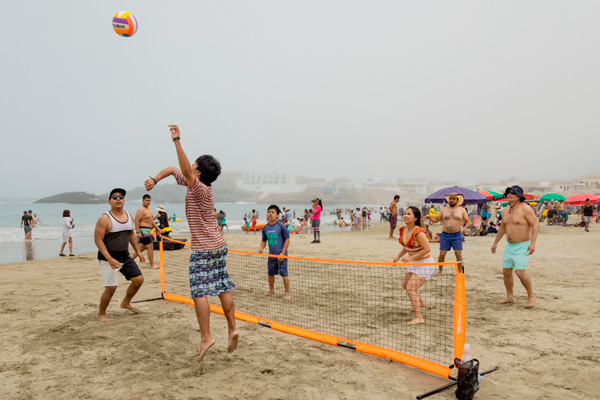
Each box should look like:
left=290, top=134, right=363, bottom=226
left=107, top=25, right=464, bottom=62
left=454, top=358, right=480, bottom=400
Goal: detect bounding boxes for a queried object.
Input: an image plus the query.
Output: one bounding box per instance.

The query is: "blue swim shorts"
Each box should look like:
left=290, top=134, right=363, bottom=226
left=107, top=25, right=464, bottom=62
left=440, top=231, right=463, bottom=251
left=502, top=241, right=531, bottom=270
left=267, top=255, right=289, bottom=277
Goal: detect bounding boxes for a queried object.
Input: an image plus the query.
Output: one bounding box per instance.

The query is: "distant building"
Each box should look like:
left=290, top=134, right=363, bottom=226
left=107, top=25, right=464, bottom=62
left=236, top=173, right=307, bottom=196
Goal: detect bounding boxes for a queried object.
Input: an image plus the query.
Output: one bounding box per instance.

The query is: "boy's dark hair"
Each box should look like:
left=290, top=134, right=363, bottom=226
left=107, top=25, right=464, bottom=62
left=143, top=194, right=151, bottom=200
left=394, top=195, right=400, bottom=200
left=268, top=205, right=281, bottom=215
left=23, top=211, right=27, bottom=214
left=28, top=210, right=33, bottom=213
left=195, top=155, right=221, bottom=186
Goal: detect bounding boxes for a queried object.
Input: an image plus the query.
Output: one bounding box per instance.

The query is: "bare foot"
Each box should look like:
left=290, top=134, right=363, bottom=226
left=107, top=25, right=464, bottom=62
left=97, top=314, right=112, bottom=323
left=497, top=297, right=515, bottom=304
left=283, top=295, right=291, bottom=302
left=264, top=291, right=275, bottom=296
left=408, top=317, right=425, bottom=325
left=525, top=296, right=536, bottom=308
left=150, top=264, right=160, bottom=269
left=411, top=301, right=426, bottom=311
left=120, top=303, right=139, bottom=314
left=228, top=331, right=239, bottom=353
left=198, top=338, right=216, bottom=362
left=388, top=236, right=396, bottom=239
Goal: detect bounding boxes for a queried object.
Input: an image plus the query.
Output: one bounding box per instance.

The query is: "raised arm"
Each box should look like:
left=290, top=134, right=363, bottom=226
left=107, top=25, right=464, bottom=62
left=169, top=125, right=196, bottom=188
left=145, top=166, right=177, bottom=191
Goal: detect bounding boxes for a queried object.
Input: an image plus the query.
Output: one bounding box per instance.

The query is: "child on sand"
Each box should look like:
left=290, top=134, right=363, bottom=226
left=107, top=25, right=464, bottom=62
left=258, top=205, right=291, bottom=301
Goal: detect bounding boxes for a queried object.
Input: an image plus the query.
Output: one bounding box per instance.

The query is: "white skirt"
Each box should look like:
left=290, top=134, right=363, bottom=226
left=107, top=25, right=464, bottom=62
left=407, top=255, right=436, bottom=281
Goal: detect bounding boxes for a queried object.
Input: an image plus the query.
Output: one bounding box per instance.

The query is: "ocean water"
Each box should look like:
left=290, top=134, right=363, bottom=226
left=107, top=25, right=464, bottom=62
left=0, top=199, right=363, bottom=263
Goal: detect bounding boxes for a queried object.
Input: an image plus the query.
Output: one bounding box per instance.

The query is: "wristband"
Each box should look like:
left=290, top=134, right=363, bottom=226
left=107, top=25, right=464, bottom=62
left=149, top=176, right=157, bottom=184
left=172, top=137, right=181, bottom=142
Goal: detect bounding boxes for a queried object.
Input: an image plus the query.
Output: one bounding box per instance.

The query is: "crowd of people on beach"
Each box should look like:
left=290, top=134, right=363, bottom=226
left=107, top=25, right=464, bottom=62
left=19, top=123, right=600, bottom=363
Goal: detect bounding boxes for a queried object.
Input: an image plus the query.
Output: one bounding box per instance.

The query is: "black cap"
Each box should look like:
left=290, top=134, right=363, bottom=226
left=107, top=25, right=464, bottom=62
left=503, top=185, right=525, bottom=202
left=109, top=188, right=127, bottom=199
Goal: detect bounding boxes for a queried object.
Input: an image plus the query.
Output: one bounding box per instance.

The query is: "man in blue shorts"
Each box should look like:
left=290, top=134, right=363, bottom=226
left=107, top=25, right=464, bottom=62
left=426, top=193, right=470, bottom=274
left=491, top=185, right=538, bottom=308
left=259, top=205, right=291, bottom=301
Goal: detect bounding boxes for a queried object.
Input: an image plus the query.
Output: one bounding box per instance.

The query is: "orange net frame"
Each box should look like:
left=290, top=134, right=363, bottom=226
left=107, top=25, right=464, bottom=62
left=159, top=237, right=466, bottom=378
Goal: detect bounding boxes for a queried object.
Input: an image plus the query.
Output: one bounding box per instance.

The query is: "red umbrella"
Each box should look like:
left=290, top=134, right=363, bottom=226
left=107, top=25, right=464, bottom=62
left=477, top=189, right=494, bottom=201
left=565, top=193, right=600, bottom=206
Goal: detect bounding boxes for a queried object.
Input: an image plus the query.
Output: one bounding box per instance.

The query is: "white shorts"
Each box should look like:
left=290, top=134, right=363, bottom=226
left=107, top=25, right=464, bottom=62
left=99, top=260, right=121, bottom=287
left=62, top=234, right=72, bottom=243
left=407, top=256, right=436, bottom=281
left=583, top=216, right=592, bottom=223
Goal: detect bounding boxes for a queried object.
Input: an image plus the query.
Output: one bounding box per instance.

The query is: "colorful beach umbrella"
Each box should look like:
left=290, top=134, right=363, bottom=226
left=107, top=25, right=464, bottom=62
left=540, top=193, right=566, bottom=202
left=477, top=189, right=494, bottom=201
left=564, top=193, right=600, bottom=206
left=425, top=186, right=488, bottom=205
left=487, top=190, right=504, bottom=199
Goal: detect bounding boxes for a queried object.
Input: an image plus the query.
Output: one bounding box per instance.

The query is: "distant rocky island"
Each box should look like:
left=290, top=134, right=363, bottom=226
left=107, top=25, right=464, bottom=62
left=35, top=192, right=105, bottom=204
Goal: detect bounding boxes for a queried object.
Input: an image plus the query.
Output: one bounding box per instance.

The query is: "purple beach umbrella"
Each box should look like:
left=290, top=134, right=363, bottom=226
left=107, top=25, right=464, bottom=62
left=424, top=186, right=488, bottom=205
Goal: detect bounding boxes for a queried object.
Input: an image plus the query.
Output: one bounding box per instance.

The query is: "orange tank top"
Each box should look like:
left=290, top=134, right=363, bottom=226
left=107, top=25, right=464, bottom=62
left=399, top=226, right=428, bottom=252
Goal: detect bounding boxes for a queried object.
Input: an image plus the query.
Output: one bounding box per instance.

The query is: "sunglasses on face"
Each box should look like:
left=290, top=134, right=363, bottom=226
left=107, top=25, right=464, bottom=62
left=111, top=195, right=125, bottom=200
left=508, top=190, right=517, bottom=195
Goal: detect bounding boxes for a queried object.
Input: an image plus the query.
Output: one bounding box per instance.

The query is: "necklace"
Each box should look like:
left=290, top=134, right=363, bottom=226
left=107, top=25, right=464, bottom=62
left=508, top=202, right=518, bottom=214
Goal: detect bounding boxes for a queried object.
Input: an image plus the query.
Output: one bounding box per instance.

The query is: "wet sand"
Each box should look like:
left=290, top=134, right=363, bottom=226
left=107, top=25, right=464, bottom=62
left=1, top=222, right=599, bottom=399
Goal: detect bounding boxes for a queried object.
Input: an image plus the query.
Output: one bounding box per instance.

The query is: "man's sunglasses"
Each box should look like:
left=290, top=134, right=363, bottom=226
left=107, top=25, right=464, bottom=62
left=507, top=190, right=517, bottom=195
left=111, top=195, right=125, bottom=200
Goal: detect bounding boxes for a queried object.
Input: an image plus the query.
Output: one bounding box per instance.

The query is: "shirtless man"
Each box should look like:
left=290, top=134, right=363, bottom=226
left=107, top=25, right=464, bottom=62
left=426, top=193, right=470, bottom=274
left=338, top=217, right=349, bottom=228
left=389, top=195, right=400, bottom=239
left=134, top=194, right=162, bottom=269
left=491, top=185, right=537, bottom=308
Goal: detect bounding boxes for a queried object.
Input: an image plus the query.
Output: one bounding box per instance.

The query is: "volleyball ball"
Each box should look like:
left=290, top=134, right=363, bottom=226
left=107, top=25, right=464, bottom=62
left=112, top=11, right=138, bottom=37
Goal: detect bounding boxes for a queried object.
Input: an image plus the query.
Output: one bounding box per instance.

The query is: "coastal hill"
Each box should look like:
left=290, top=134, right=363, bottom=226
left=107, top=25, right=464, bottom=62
left=35, top=192, right=105, bottom=204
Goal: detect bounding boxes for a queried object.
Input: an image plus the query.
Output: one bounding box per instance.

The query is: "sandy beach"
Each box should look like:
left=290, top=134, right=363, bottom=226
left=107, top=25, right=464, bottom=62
left=1, top=222, right=599, bottom=399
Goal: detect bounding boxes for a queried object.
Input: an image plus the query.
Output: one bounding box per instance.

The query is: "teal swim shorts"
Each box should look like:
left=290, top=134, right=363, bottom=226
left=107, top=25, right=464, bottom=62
left=502, top=241, right=531, bottom=270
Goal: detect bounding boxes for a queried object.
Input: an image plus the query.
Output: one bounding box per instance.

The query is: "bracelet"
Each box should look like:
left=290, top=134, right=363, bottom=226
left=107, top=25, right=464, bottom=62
left=172, top=137, right=181, bottom=142
left=151, top=177, right=157, bottom=184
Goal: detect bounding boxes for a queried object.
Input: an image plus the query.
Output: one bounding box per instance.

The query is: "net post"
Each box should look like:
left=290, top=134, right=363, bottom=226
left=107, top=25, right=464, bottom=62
left=453, top=262, right=466, bottom=361
left=159, top=237, right=165, bottom=295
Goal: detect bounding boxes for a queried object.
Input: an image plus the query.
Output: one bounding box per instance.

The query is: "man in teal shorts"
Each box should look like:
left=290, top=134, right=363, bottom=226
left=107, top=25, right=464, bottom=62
left=491, top=185, right=538, bottom=308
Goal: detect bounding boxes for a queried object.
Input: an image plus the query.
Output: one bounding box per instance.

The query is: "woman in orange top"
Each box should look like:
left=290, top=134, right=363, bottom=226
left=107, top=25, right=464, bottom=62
left=393, top=206, right=435, bottom=325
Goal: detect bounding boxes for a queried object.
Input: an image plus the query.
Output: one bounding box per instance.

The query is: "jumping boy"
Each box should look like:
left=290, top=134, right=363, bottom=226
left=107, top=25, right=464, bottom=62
left=258, top=205, right=291, bottom=301
left=144, top=124, right=238, bottom=362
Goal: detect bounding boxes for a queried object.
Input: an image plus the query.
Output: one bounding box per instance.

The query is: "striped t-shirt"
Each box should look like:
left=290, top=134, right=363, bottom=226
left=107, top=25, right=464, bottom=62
left=173, top=168, right=226, bottom=251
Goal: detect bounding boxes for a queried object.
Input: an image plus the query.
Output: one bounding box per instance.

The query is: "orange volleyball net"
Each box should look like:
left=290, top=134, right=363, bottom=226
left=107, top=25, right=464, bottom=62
left=158, top=237, right=466, bottom=378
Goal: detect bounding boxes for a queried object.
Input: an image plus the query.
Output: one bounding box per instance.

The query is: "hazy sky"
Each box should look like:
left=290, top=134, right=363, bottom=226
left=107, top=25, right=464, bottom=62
left=2, top=1, right=599, bottom=198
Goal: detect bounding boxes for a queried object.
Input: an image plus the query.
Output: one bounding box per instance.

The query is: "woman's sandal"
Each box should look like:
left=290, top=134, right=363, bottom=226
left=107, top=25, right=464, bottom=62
left=59, top=254, right=66, bottom=257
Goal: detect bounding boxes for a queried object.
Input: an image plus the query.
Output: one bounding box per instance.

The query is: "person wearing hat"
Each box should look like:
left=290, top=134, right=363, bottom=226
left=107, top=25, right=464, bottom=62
left=95, top=188, right=146, bottom=322
left=154, top=205, right=170, bottom=233
left=491, top=185, right=538, bottom=308
left=426, top=192, right=470, bottom=274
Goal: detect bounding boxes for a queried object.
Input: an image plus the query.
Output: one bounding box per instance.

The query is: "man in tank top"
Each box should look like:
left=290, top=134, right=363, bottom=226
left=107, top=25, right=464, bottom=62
left=95, top=188, right=146, bottom=322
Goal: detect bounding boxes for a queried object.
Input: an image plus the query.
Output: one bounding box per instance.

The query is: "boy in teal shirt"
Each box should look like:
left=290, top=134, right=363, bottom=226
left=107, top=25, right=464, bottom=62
left=258, top=205, right=291, bottom=301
